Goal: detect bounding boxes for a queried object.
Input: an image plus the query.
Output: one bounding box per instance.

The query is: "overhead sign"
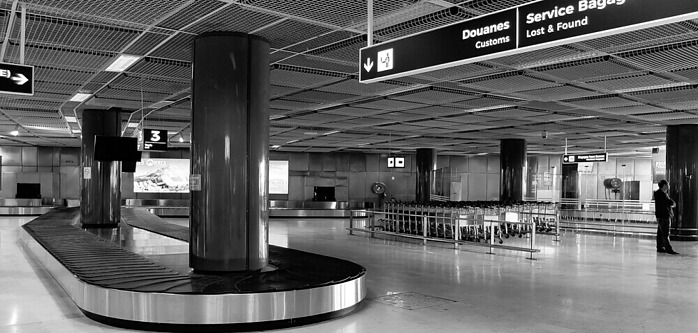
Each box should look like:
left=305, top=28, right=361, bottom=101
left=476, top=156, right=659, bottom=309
left=0, top=63, right=33, bottom=95
left=142, top=128, right=168, bottom=151
left=360, top=0, right=698, bottom=83
left=563, top=153, right=608, bottom=164
left=360, top=9, right=517, bottom=83
left=387, top=156, right=405, bottom=168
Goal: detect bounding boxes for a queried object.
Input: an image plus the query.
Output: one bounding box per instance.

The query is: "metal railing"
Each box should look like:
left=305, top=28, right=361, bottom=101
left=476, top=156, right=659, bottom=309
left=559, top=198, right=657, bottom=236
left=347, top=204, right=545, bottom=259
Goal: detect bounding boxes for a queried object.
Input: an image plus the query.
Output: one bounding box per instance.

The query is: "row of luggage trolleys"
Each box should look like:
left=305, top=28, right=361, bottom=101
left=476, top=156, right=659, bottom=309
left=348, top=202, right=561, bottom=259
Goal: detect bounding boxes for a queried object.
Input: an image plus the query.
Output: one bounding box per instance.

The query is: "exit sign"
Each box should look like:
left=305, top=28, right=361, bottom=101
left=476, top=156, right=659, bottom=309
left=0, top=63, right=33, bottom=96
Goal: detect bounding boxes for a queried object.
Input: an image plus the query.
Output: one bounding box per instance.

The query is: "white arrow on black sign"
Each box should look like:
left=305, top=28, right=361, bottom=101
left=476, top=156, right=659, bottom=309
left=11, top=73, right=27, bottom=85
left=363, top=57, right=374, bottom=72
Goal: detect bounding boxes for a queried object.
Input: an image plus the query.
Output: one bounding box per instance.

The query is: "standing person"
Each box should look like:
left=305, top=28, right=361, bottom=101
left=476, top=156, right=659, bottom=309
left=654, top=180, right=679, bottom=255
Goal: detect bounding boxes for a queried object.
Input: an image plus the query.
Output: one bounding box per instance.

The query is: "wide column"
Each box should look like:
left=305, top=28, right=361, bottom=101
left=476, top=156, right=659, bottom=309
left=666, top=125, right=698, bottom=241
left=80, top=109, right=122, bottom=227
left=500, top=139, right=527, bottom=202
left=416, top=148, right=436, bottom=203
left=190, top=32, right=270, bottom=272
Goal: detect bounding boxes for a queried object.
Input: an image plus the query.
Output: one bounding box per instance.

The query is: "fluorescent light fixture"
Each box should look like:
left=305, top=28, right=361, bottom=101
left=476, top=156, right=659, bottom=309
left=10, top=127, right=18, bottom=136
left=286, top=139, right=299, bottom=144
left=323, top=130, right=340, bottom=135
left=467, top=105, right=515, bottom=113
left=70, top=93, right=92, bottom=102
left=105, top=54, right=141, bottom=72
left=178, top=136, right=184, bottom=143
left=24, top=125, right=63, bottom=132
left=71, top=129, right=81, bottom=134
left=271, top=145, right=281, bottom=149
left=303, top=132, right=318, bottom=135
left=127, top=122, right=139, bottom=128
left=150, top=100, right=175, bottom=109
left=64, top=116, right=77, bottom=122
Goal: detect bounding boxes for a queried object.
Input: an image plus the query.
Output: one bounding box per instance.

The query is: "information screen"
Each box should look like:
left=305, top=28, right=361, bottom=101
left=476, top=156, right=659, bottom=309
left=134, top=158, right=190, bottom=193
left=269, top=160, right=289, bottom=194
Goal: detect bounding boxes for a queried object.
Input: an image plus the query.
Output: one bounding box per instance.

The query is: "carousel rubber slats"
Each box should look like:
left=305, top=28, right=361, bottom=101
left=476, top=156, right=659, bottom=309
left=24, top=207, right=366, bottom=295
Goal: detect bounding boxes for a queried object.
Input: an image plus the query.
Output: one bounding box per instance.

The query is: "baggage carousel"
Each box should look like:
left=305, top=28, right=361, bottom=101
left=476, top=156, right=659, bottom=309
left=21, top=207, right=366, bottom=332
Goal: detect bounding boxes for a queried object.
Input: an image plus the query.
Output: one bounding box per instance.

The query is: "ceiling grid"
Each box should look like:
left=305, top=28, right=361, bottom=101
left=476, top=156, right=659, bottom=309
left=0, top=0, right=691, bottom=152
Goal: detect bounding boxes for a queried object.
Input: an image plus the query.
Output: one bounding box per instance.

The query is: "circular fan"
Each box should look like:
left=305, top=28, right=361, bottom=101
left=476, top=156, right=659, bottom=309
left=603, top=178, right=622, bottom=189
left=371, top=182, right=386, bottom=195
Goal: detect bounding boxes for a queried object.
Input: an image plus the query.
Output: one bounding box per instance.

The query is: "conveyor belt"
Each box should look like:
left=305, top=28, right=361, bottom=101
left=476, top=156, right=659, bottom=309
left=23, top=207, right=366, bottom=294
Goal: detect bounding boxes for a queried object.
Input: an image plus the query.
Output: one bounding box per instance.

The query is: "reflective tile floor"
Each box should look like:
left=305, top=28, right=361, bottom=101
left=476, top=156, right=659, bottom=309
left=2, top=215, right=698, bottom=332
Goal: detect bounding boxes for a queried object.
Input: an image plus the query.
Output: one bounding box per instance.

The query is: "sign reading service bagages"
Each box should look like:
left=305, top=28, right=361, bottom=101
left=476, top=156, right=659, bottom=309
left=360, top=0, right=698, bottom=83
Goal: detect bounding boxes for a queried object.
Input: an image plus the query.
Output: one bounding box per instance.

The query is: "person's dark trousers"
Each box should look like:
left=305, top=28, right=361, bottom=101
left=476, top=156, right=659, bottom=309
left=656, top=217, right=673, bottom=252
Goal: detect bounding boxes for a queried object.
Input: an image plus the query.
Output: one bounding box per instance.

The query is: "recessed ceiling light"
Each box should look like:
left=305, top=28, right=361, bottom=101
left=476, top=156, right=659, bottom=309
left=127, top=122, right=139, bottom=128
left=69, top=93, right=92, bottom=102
left=64, top=116, right=77, bottom=122
left=105, top=54, right=141, bottom=72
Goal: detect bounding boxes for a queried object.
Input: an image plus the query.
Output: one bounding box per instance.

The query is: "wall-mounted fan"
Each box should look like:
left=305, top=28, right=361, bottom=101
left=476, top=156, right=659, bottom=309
left=371, top=182, right=386, bottom=195
left=603, top=178, right=622, bottom=199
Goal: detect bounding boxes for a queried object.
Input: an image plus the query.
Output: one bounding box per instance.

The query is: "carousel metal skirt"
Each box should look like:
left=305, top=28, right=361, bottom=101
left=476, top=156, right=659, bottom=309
left=21, top=207, right=366, bottom=332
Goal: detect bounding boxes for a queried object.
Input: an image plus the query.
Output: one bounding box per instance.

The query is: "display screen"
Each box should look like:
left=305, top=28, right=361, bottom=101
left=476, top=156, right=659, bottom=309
left=269, top=160, right=289, bottom=194
left=134, top=158, right=190, bottom=193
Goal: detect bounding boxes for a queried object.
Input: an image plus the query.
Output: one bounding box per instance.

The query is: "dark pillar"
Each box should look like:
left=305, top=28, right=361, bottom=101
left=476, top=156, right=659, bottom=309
left=416, top=148, right=436, bottom=203
left=666, top=125, right=698, bottom=241
left=80, top=109, right=122, bottom=227
left=500, top=139, right=527, bottom=202
left=190, top=32, right=270, bottom=272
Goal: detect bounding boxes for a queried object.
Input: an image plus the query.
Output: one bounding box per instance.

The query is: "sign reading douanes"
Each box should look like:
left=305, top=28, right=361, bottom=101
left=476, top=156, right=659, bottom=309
left=563, top=153, right=608, bottom=164
left=360, top=0, right=698, bottom=83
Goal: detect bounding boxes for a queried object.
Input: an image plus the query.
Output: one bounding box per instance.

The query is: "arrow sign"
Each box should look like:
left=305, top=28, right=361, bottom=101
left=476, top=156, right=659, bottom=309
left=363, top=57, right=374, bottom=72
left=11, top=73, right=27, bottom=85
left=563, top=153, right=607, bottom=164
left=0, top=63, right=33, bottom=96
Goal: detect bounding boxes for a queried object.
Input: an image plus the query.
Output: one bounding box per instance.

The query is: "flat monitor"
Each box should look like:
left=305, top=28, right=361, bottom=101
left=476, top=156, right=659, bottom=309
left=94, top=136, right=141, bottom=162
left=313, top=186, right=335, bottom=202
left=16, top=183, right=40, bottom=199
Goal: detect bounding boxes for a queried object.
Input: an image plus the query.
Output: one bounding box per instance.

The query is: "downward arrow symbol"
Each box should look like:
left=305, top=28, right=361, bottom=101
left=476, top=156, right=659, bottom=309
left=11, top=73, right=27, bottom=85
left=363, top=58, right=374, bottom=72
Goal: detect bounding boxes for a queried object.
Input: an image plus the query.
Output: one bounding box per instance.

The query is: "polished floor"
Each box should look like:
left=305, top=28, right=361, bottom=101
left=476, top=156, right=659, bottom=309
left=2, top=215, right=698, bottom=332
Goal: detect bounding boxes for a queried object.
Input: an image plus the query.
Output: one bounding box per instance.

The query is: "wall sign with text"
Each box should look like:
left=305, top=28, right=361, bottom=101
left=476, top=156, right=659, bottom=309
left=563, top=152, right=608, bottom=164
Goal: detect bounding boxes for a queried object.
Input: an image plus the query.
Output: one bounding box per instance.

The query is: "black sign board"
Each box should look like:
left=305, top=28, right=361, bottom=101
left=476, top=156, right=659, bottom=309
left=142, top=128, right=168, bottom=151
left=360, top=9, right=517, bottom=83
left=563, top=153, right=607, bottom=164
left=0, top=63, right=33, bottom=96
left=360, top=0, right=698, bottom=83
left=519, top=0, right=698, bottom=47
